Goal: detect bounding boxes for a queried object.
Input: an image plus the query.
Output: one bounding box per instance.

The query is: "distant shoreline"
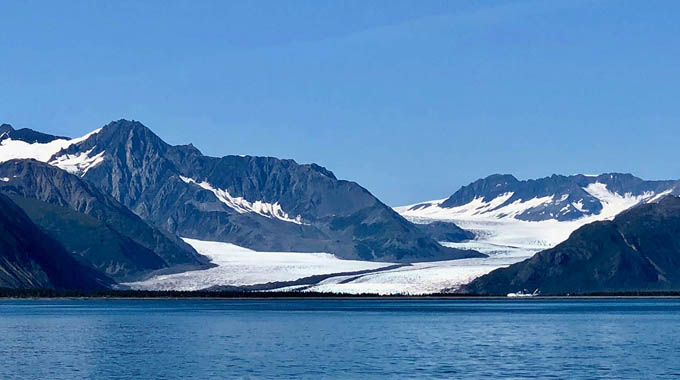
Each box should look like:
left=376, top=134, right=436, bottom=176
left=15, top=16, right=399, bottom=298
left=2, top=289, right=680, bottom=299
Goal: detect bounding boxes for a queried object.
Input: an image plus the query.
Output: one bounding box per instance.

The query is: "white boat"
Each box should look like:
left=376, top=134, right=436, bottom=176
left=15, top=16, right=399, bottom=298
left=507, top=289, right=540, bottom=298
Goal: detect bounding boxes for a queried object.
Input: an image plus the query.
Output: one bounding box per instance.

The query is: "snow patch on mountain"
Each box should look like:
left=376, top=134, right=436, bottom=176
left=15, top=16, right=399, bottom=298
left=396, top=192, right=558, bottom=221
left=0, top=128, right=102, bottom=164
left=0, top=137, right=74, bottom=163
left=571, top=199, right=586, bottom=212
left=49, top=149, right=105, bottom=176
left=582, top=182, right=653, bottom=214
left=179, top=176, right=305, bottom=224
left=645, top=189, right=673, bottom=203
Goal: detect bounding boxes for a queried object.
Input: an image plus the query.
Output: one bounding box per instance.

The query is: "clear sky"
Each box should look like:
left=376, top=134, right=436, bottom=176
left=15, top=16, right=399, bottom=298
left=1, top=0, right=679, bottom=206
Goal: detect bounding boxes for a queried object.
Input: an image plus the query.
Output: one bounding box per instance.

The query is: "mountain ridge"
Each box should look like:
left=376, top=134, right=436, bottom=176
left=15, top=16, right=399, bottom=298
left=401, top=172, right=678, bottom=222
left=0, top=123, right=69, bottom=144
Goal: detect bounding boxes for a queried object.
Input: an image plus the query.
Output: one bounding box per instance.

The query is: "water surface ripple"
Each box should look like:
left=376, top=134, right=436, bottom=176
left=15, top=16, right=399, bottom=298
left=1, top=299, right=679, bottom=379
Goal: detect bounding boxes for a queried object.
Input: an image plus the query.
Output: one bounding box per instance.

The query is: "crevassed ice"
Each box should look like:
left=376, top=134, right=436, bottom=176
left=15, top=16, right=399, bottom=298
left=125, top=238, right=390, bottom=291
left=302, top=255, right=520, bottom=295
left=125, top=238, right=514, bottom=295
left=180, top=176, right=305, bottom=224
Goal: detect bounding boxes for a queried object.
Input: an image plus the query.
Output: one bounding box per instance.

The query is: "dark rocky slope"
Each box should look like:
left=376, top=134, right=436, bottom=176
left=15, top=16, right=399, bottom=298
left=415, top=221, right=474, bottom=243
left=0, top=193, right=111, bottom=290
left=0, top=159, right=211, bottom=281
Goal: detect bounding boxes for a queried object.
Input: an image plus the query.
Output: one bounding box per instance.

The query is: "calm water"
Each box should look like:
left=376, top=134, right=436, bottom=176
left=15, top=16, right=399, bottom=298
left=1, top=299, right=679, bottom=379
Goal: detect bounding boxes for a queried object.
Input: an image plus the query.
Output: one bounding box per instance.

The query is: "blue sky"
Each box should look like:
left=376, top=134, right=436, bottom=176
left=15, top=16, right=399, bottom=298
left=1, top=0, right=679, bottom=205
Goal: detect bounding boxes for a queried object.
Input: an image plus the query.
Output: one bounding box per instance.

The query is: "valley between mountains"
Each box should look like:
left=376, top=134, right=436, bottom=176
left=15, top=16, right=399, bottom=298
left=1, top=120, right=679, bottom=295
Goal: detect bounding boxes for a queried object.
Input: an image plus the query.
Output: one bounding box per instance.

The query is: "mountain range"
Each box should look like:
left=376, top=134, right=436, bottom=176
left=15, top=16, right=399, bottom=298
left=2, top=119, right=680, bottom=294
left=400, top=173, right=678, bottom=222
left=0, top=119, right=481, bottom=290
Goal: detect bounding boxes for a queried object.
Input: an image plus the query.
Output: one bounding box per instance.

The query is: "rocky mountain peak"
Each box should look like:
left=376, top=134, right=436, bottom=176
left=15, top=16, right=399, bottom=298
left=0, top=124, right=14, bottom=135
left=440, top=173, right=519, bottom=208
left=0, top=123, right=67, bottom=144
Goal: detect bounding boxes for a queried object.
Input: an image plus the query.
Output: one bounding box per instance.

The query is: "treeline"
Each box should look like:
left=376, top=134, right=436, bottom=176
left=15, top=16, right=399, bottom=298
left=0, top=288, right=376, bottom=298
left=0, top=288, right=465, bottom=298
left=1, top=288, right=680, bottom=298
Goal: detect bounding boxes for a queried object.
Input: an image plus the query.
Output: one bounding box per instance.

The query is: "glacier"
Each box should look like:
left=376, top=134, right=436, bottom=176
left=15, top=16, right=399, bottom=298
left=124, top=238, right=524, bottom=295
left=125, top=238, right=392, bottom=291
left=125, top=238, right=511, bottom=295
left=127, top=182, right=668, bottom=295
